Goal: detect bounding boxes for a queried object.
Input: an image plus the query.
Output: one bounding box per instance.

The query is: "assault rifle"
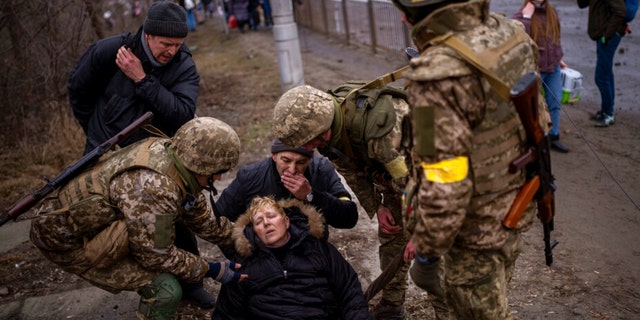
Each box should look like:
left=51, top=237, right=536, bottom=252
left=503, top=71, right=558, bottom=266
left=0, top=112, right=154, bottom=227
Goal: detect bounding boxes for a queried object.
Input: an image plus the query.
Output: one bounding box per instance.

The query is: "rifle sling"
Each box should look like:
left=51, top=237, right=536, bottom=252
left=438, top=34, right=512, bottom=101
left=364, top=250, right=406, bottom=301
left=338, top=65, right=411, bottom=160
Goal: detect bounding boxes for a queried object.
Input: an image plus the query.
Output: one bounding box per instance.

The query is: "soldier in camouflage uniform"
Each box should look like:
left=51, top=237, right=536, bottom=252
left=273, top=85, right=449, bottom=320
left=391, top=0, right=544, bottom=318
left=30, top=117, right=247, bottom=320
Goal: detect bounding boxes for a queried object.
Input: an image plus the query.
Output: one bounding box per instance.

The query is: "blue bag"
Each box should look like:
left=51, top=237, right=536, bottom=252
left=626, top=0, right=639, bottom=23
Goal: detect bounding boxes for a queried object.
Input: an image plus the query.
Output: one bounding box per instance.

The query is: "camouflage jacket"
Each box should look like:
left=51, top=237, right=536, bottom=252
left=319, top=95, right=410, bottom=218
left=403, top=0, right=540, bottom=257
left=30, top=138, right=233, bottom=284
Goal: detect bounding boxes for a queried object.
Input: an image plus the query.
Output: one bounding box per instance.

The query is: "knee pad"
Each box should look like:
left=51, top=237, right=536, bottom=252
left=137, top=273, right=183, bottom=320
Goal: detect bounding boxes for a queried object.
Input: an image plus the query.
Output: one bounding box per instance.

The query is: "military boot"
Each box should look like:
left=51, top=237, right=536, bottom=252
left=372, top=299, right=407, bottom=320
left=180, top=280, right=216, bottom=309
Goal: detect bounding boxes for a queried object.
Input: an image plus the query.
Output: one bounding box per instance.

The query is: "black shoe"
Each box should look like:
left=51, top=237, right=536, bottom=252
left=594, top=114, right=615, bottom=127
left=590, top=111, right=604, bottom=121
left=181, top=282, right=215, bottom=309
left=549, top=134, right=569, bottom=153
left=372, top=300, right=407, bottom=320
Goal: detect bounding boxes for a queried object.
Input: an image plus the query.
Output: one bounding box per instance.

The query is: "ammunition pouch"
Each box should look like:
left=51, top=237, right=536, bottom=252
left=84, top=220, right=129, bottom=269
left=67, top=195, right=117, bottom=235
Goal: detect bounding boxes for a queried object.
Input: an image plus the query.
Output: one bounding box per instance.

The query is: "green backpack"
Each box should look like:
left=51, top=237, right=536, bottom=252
left=326, top=66, right=410, bottom=159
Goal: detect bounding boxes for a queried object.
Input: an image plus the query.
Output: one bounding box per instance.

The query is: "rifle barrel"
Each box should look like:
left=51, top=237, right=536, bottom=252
left=0, top=112, right=154, bottom=227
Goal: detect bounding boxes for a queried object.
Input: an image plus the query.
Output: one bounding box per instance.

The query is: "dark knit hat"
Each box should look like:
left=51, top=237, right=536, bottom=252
left=271, top=139, right=314, bottom=158
left=144, top=1, right=188, bottom=38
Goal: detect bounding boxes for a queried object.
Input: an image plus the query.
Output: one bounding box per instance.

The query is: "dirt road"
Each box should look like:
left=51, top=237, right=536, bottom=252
left=287, top=1, right=640, bottom=318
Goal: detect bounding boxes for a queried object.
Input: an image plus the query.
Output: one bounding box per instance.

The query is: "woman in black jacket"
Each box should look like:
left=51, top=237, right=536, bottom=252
left=212, top=196, right=371, bottom=320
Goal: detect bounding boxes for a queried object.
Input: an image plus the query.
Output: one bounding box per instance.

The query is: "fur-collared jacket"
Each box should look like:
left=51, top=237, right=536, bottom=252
left=212, top=199, right=371, bottom=320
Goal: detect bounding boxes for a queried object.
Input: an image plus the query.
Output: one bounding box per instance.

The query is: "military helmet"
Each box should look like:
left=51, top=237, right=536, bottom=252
left=273, top=85, right=335, bottom=148
left=391, top=0, right=453, bottom=23
left=172, top=117, right=240, bottom=176
left=392, top=0, right=449, bottom=7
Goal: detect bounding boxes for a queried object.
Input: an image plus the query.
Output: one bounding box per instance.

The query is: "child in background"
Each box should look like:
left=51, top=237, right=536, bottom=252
left=513, top=0, right=570, bottom=152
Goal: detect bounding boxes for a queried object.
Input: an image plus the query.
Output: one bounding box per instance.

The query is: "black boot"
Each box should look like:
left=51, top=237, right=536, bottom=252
left=180, top=280, right=216, bottom=309
left=549, top=134, right=569, bottom=153
left=372, top=299, right=407, bottom=320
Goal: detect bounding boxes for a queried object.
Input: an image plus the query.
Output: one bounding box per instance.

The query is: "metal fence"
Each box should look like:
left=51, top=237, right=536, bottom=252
left=294, top=0, right=412, bottom=58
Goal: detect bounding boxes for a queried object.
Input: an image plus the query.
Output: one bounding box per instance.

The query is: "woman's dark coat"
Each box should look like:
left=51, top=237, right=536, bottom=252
left=212, top=199, right=371, bottom=320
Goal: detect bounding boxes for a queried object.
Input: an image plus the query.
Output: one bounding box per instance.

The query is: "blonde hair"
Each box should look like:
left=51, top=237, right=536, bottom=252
left=247, top=196, right=285, bottom=223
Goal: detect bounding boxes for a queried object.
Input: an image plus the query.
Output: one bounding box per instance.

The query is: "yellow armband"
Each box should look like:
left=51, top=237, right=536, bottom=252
left=192, top=209, right=210, bottom=222
left=421, top=156, right=469, bottom=184
left=384, top=156, right=409, bottom=179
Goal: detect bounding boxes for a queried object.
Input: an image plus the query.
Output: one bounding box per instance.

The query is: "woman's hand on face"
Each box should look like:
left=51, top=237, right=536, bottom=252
left=522, top=2, right=535, bottom=18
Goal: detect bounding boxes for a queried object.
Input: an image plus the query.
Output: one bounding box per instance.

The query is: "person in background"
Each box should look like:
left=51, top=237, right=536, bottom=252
left=248, top=0, right=260, bottom=30
left=577, top=0, right=627, bottom=127
left=513, top=0, right=570, bottom=152
left=30, top=118, right=246, bottom=320
left=202, top=0, right=214, bottom=18
left=390, top=0, right=543, bottom=318
left=67, top=1, right=213, bottom=309
left=228, top=0, right=250, bottom=32
left=262, top=0, right=273, bottom=28
left=180, top=0, right=198, bottom=31
left=212, top=196, right=371, bottom=320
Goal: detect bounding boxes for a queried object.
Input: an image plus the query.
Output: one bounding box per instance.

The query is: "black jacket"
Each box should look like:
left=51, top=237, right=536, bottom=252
left=68, top=27, right=199, bottom=153
left=212, top=199, right=371, bottom=320
left=215, top=156, right=358, bottom=229
left=577, top=0, right=627, bottom=40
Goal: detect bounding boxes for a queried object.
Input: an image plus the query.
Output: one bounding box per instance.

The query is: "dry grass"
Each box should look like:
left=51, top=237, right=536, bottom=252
left=0, top=101, right=84, bottom=212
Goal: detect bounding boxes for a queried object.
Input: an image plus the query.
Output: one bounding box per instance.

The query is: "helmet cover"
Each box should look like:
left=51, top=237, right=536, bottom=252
left=273, top=85, right=335, bottom=148
left=172, top=117, right=240, bottom=176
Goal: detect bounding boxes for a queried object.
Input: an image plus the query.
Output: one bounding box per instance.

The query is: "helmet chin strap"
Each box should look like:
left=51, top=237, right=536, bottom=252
left=206, top=175, right=223, bottom=228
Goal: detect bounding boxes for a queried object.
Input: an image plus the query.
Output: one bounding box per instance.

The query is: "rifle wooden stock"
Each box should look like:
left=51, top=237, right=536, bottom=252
left=509, top=72, right=557, bottom=266
left=0, top=195, right=38, bottom=227
left=510, top=71, right=545, bottom=146
left=0, top=112, right=154, bottom=227
left=503, top=175, right=540, bottom=229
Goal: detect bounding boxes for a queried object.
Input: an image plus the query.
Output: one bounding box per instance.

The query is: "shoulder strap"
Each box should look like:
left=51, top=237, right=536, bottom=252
left=339, top=64, right=411, bottom=159
left=342, top=65, right=410, bottom=103
left=438, top=34, right=511, bottom=101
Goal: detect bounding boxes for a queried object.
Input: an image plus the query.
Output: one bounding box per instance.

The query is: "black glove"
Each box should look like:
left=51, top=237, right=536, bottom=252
left=620, top=23, right=631, bottom=36
left=206, top=261, right=242, bottom=284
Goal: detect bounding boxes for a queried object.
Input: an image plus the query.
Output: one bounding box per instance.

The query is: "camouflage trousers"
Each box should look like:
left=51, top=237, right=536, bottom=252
left=378, top=194, right=410, bottom=304
left=29, top=198, right=157, bottom=293
left=445, top=231, right=523, bottom=320
left=409, top=257, right=449, bottom=320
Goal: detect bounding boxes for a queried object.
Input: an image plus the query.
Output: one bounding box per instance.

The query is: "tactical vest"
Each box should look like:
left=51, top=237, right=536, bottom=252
left=327, top=81, right=410, bottom=171
left=408, top=12, right=537, bottom=198
left=460, top=14, right=536, bottom=197
left=57, top=138, right=186, bottom=235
